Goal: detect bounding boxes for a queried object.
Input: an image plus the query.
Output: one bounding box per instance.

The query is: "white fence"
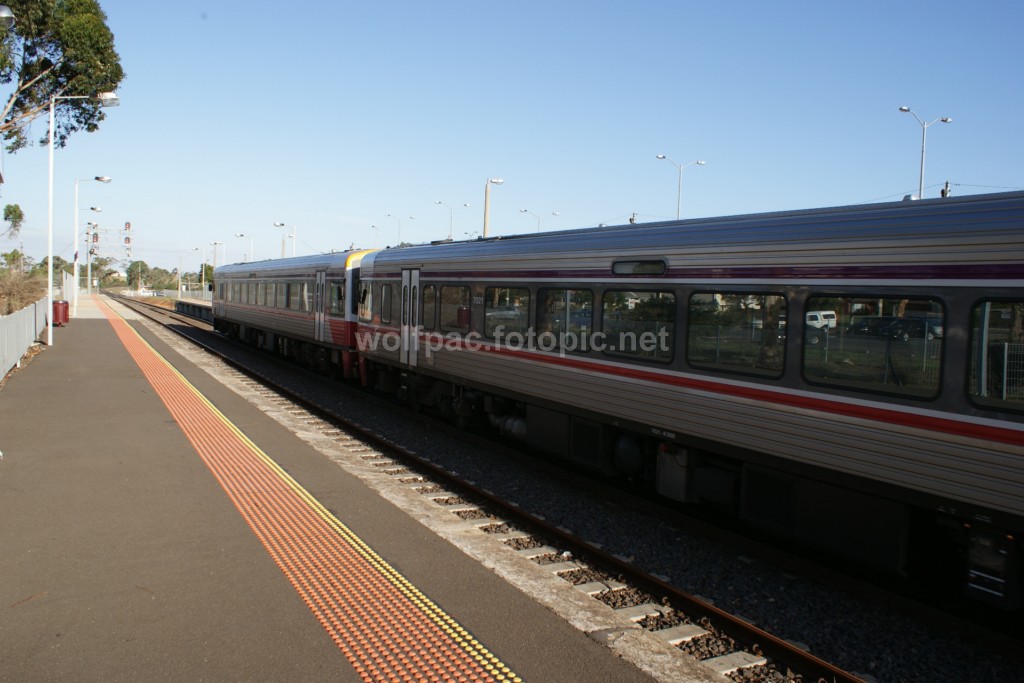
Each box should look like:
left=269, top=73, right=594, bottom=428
left=0, top=296, right=48, bottom=379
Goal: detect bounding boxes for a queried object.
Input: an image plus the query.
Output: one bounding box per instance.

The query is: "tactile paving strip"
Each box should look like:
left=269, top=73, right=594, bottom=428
left=100, top=302, right=520, bottom=682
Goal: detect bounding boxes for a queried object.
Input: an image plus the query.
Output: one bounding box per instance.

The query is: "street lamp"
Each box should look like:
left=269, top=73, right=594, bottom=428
left=519, top=209, right=541, bottom=232
left=482, top=178, right=503, bottom=238
left=210, top=241, right=223, bottom=269
left=898, top=106, right=952, bottom=200
left=273, top=221, right=295, bottom=257
left=656, top=155, right=705, bottom=220
left=72, top=176, right=110, bottom=316
left=47, top=91, right=119, bottom=345
left=517, top=209, right=558, bottom=233
left=234, top=232, right=253, bottom=262
left=177, top=253, right=187, bottom=297
left=435, top=201, right=454, bottom=240
left=0, top=5, right=15, bottom=29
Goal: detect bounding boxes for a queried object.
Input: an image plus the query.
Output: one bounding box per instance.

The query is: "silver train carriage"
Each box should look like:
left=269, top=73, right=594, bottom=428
left=214, top=250, right=372, bottom=378
left=354, top=191, right=1024, bottom=609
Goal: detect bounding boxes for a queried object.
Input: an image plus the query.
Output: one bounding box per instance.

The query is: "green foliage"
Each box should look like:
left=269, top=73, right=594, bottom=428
left=0, top=0, right=125, bottom=152
left=26, top=253, right=66, bottom=277
left=1, top=247, right=25, bottom=269
left=2, top=203, right=24, bottom=238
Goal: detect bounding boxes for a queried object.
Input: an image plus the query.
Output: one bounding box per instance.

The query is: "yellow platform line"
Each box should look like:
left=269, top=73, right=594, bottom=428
left=98, top=298, right=521, bottom=683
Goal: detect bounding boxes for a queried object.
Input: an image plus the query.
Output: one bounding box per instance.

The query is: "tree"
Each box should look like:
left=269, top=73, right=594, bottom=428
left=0, top=0, right=125, bottom=153
left=28, top=253, right=65, bottom=277
left=3, top=203, right=24, bottom=238
left=2, top=247, right=25, bottom=269
left=125, top=259, right=149, bottom=289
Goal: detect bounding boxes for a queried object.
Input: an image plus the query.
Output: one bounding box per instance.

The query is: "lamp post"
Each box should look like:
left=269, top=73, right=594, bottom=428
left=177, top=253, right=187, bottom=297
left=273, top=221, right=295, bottom=257
left=210, top=241, right=223, bottom=270
left=72, top=176, right=110, bottom=316
left=898, top=106, right=952, bottom=200
left=656, top=155, right=705, bottom=220
left=482, top=178, right=503, bottom=238
left=46, top=91, right=118, bottom=346
left=435, top=201, right=454, bottom=240
left=234, top=232, right=252, bottom=262
left=517, top=209, right=556, bottom=233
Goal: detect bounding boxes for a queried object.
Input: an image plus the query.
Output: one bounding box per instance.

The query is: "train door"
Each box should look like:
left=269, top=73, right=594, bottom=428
left=400, top=269, right=419, bottom=367
left=314, top=270, right=327, bottom=342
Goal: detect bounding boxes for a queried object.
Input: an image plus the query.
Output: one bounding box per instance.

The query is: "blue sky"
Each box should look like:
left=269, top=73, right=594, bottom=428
left=2, top=0, right=1022, bottom=272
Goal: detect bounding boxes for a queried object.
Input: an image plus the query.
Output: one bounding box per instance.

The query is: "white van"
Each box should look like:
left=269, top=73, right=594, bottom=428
left=806, top=311, right=837, bottom=329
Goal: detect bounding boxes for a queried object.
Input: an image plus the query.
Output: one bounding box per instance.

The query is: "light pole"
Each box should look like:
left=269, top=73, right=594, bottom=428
left=482, top=178, right=503, bottom=238
left=273, top=221, right=295, bottom=257
left=72, top=176, right=110, bottom=316
left=178, top=253, right=187, bottom=297
left=47, top=91, right=118, bottom=345
left=234, top=232, right=253, bottom=262
left=656, top=155, right=705, bottom=220
left=898, top=106, right=952, bottom=200
left=435, top=201, right=454, bottom=240
left=517, top=209, right=557, bottom=232
left=210, top=241, right=223, bottom=270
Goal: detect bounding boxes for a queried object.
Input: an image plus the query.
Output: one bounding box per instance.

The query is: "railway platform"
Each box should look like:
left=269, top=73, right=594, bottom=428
left=0, top=295, right=702, bottom=683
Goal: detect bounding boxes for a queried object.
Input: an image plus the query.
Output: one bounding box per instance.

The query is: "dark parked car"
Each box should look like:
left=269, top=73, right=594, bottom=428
left=880, top=318, right=942, bottom=341
left=847, top=316, right=897, bottom=336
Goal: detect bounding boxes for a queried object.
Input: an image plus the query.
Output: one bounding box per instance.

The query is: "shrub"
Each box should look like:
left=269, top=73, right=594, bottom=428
left=0, top=271, right=45, bottom=315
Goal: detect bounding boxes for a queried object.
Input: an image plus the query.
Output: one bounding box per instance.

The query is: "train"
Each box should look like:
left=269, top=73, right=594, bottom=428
left=214, top=191, right=1024, bottom=610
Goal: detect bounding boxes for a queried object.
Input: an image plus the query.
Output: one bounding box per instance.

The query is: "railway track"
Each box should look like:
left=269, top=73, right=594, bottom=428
left=107, top=293, right=1022, bottom=682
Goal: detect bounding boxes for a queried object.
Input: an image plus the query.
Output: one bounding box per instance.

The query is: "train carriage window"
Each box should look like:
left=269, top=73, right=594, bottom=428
left=380, top=283, right=393, bottom=324
left=275, top=283, right=287, bottom=309
left=803, top=295, right=942, bottom=398
left=612, top=260, right=666, bottom=275
left=231, top=282, right=240, bottom=303
left=257, top=282, right=266, bottom=306
left=288, top=282, right=302, bottom=310
left=603, top=290, right=675, bottom=362
left=421, top=285, right=437, bottom=330
left=537, top=289, right=593, bottom=350
left=687, top=292, right=786, bottom=377
left=303, top=283, right=314, bottom=312
left=969, top=300, right=1024, bottom=411
left=440, top=286, right=471, bottom=333
left=329, top=282, right=344, bottom=315
left=248, top=283, right=257, bottom=305
left=358, top=283, right=372, bottom=322
left=485, top=287, right=530, bottom=338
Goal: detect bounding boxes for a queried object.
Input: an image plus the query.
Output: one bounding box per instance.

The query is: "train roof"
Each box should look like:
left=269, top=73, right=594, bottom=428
left=360, top=191, right=1024, bottom=279
left=215, top=249, right=373, bottom=278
